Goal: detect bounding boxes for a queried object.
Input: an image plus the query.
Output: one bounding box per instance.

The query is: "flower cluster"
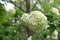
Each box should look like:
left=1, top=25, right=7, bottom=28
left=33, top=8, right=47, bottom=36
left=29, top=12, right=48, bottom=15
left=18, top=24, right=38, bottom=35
left=51, top=7, right=60, bottom=15
left=21, top=11, right=49, bottom=33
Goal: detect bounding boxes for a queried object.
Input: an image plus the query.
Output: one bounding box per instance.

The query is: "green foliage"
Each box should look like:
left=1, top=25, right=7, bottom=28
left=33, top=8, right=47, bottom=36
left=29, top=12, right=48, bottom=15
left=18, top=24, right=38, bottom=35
left=14, top=8, right=23, bottom=17
left=0, top=0, right=60, bottom=40
left=0, top=3, right=6, bottom=16
left=0, top=3, right=24, bottom=40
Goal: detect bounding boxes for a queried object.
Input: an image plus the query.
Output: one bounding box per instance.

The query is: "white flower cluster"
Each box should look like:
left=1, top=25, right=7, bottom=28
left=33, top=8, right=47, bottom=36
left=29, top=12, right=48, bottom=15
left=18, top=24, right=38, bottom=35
left=51, top=30, right=58, bottom=40
left=8, top=8, right=16, bottom=15
left=51, top=7, right=60, bottom=15
left=27, top=36, right=32, bottom=40
left=47, top=30, right=58, bottom=40
left=21, top=11, right=49, bottom=33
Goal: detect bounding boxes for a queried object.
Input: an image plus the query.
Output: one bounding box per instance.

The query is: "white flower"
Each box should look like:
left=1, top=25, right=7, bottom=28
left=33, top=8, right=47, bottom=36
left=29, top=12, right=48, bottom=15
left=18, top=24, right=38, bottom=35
left=21, top=13, right=29, bottom=23
left=27, top=36, right=32, bottom=40
left=21, top=11, right=49, bottom=33
left=21, top=13, right=30, bottom=26
left=51, top=7, right=60, bottom=15
left=8, top=8, right=16, bottom=15
left=51, top=30, right=58, bottom=40
left=47, top=35, right=50, bottom=38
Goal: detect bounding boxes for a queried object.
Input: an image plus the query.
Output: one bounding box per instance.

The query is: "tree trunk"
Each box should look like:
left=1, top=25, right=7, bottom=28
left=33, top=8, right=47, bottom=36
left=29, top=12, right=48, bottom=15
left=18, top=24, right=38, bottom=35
left=25, top=0, right=32, bottom=37
left=21, top=0, right=31, bottom=40
left=25, top=0, right=30, bottom=13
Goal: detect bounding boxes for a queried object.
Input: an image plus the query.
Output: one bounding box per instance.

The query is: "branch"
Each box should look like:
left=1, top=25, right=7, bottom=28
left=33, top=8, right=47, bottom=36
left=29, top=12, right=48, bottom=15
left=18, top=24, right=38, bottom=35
left=31, top=0, right=39, bottom=10
left=10, top=1, right=26, bottom=12
left=25, top=0, right=30, bottom=13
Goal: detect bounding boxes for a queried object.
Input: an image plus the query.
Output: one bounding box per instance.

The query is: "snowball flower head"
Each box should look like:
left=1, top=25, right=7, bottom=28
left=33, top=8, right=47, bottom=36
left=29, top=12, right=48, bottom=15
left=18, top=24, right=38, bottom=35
left=8, top=8, right=16, bottom=15
left=51, top=7, right=60, bottom=15
left=21, top=11, right=49, bottom=33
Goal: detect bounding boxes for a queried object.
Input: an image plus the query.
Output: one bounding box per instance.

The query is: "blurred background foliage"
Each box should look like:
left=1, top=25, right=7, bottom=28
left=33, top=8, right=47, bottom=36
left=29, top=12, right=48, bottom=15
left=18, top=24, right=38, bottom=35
left=0, top=0, right=60, bottom=40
